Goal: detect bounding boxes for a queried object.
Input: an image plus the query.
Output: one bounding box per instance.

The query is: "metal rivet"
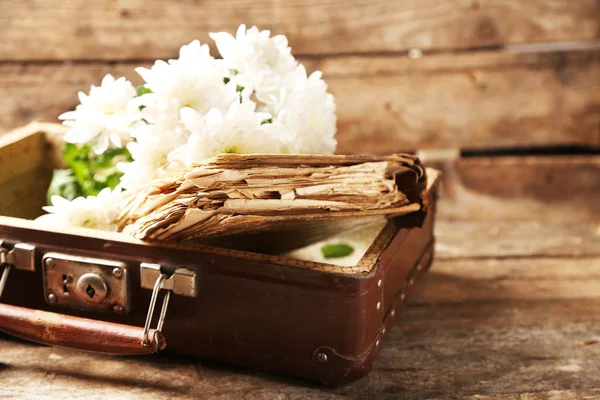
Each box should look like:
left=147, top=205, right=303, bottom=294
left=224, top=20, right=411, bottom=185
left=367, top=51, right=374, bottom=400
left=382, top=328, right=386, bottom=335
left=408, top=279, right=414, bottom=286
left=45, top=258, right=55, bottom=268
left=375, top=340, right=380, bottom=347
left=47, top=293, right=57, bottom=304
left=112, top=267, right=123, bottom=279
left=400, top=293, right=406, bottom=301
left=391, top=310, right=395, bottom=317
left=377, top=279, right=382, bottom=288
left=377, top=302, right=381, bottom=310
left=113, top=304, right=124, bottom=314
left=210, top=259, right=216, bottom=265
left=317, top=353, right=328, bottom=363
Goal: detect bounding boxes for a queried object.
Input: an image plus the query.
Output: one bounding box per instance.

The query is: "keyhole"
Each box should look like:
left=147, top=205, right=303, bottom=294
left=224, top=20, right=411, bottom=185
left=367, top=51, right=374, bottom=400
left=62, top=274, right=72, bottom=295
left=86, top=284, right=96, bottom=299
left=75, top=273, right=108, bottom=303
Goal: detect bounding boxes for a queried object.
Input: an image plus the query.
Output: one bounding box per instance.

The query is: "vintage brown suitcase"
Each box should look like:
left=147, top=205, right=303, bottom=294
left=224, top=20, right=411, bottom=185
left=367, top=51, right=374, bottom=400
left=0, top=123, right=439, bottom=386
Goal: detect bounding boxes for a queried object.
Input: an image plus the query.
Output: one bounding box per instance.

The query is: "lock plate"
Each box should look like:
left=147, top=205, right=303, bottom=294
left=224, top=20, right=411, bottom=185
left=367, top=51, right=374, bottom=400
left=42, top=252, right=129, bottom=314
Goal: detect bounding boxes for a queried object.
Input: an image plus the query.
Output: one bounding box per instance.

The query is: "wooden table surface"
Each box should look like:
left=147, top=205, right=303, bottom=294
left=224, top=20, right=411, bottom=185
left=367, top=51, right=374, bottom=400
left=0, top=0, right=598, bottom=396
left=2, top=157, right=600, bottom=399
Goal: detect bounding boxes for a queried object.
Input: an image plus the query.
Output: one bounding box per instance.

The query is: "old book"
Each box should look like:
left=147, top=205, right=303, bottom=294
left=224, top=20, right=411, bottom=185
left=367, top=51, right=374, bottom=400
left=117, top=153, right=429, bottom=252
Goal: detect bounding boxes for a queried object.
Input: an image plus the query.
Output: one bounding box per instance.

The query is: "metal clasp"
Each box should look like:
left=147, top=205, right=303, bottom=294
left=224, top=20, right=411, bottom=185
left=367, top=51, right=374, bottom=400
left=0, top=242, right=36, bottom=299
left=139, top=262, right=196, bottom=347
left=140, top=263, right=197, bottom=297
left=0, top=241, right=36, bottom=272
left=142, top=273, right=171, bottom=347
left=0, top=250, right=9, bottom=299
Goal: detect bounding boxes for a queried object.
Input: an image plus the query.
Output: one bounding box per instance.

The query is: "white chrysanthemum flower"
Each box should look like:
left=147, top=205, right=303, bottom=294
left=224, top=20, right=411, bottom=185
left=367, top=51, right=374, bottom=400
left=273, top=66, right=337, bottom=154
left=36, top=188, right=124, bottom=231
left=118, top=159, right=160, bottom=192
left=134, top=40, right=238, bottom=138
left=45, top=27, right=340, bottom=233
left=59, top=74, right=139, bottom=154
left=168, top=101, right=289, bottom=166
left=209, top=25, right=298, bottom=100
left=117, top=124, right=185, bottom=190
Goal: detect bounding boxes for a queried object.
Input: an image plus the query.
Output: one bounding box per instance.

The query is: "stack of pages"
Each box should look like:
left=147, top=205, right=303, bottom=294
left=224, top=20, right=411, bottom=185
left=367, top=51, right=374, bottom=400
left=118, top=153, right=428, bottom=251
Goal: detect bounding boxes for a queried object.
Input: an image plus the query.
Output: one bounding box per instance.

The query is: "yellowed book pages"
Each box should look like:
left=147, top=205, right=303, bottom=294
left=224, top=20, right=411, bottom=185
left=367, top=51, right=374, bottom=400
left=118, top=153, right=430, bottom=251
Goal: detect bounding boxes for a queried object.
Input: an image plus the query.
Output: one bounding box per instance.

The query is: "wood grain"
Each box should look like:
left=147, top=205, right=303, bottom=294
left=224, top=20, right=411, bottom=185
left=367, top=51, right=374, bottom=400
left=1, top=46, right=599, bottom=151
left=2, top=299, right=600, bottom=399
left=1, top=0, right=598, bottom=60
left=436, top=155, right=600, bottom=223
left=414, top=256, right=600, bottom=303
left=435, top=220, right=600, bottom=259
left=317, top=47, right=600, bottom=152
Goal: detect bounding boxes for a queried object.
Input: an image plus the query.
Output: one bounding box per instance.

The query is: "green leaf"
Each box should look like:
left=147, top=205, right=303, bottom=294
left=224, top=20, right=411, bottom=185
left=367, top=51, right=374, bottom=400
left=93, top=166, right=123, bottom=190
left=261, top=118, right=273, bottom=125
left=63, top=143, right=96, bottom=195
left=321, top=243, right=355, bottom=259
left=58, top=143, right=132, bottom=198
left=136, top=85, right=152, bottom=96
left=46, top=169, right=84, bottom=204
left=224, top=70, right=239, bottom=85
left=95, top=146, right=132, bottom=169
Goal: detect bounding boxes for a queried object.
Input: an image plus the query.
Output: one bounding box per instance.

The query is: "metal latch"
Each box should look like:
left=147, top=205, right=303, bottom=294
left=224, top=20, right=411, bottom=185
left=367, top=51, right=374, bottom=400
left=42, top=252, right=129, bottom=315
left=139, top=263, right=197, bottom=346
left=0, top=241, right=36, bottom=299
left=0, top=241, right=36, bottom=272
left=140, top=263, right=197, bottom=297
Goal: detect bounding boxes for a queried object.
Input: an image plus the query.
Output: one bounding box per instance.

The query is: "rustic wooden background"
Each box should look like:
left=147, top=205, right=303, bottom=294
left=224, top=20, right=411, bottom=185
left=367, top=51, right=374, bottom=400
left=1, top=0, right=599, bottom=152
left=1, top=1, right=600, bottom=398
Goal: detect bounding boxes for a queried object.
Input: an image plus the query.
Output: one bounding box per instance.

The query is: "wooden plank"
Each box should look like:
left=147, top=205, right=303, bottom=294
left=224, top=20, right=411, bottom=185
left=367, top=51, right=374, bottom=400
left=402, top=299, right=600, bottom=330
left=517, top=390, right=600, bottom=400
left=2, top=300, right=600, bottom=399
left=1, top=0, right=599, bottom=60
left=413, top=257, right=600, bottom=304
left=0, top=63, right=138, bottom=136
left=435, top=221, right=600, bottom=259
left=436, top=155, right=600, bottom=223
left=1, top=46, right=599, bottom=150
left=317, top=47, right=600, bottom=152
left=428, top=390, right=600, bottom=400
